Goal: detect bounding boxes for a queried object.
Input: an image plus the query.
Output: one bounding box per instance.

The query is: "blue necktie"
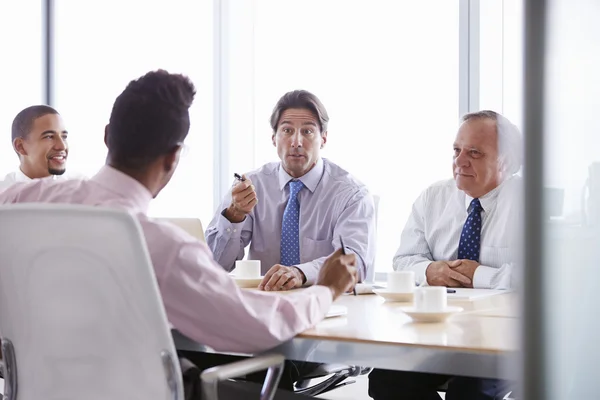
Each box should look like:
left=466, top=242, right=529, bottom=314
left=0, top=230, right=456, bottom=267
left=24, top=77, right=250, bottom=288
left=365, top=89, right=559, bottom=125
left=458, top=198, right=483, bottom=261
left=280, top=180, right=304, bottom=266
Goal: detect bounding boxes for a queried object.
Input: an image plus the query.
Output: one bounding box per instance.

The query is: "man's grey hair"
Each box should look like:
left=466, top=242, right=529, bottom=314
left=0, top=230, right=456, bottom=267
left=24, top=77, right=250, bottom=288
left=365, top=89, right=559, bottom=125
left=461, top=110, right=523, bottom=175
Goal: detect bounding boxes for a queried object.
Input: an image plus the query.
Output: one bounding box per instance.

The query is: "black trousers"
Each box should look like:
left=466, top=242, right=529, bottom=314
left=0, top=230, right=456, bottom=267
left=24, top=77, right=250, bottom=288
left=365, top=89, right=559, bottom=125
left=368, top=369, right=514, bottom=400
left=178, top=350, right=320, bottom=395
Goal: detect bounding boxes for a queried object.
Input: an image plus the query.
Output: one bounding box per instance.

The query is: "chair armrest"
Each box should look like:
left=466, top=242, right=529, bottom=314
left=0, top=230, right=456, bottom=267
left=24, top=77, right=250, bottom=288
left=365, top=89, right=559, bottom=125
left=201, top=353, right=285, bottom=400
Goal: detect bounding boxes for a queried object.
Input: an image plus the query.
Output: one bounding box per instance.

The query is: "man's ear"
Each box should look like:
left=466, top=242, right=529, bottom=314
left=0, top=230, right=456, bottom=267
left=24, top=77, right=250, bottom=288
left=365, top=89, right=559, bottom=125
left=104, top=124, right=109, bottom=148
left=13, top=137, right=27, bottom=156
left=163, top=145, right=181, bottom=172
left=272, top=132, right=277, bottom=147
left=320, top=131, right=328, bottom=149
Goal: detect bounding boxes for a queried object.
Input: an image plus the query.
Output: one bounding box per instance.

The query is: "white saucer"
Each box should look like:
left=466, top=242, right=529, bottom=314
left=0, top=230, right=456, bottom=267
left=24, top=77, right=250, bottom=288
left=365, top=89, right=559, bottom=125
left=232, top=276, right=263, bottom=288
left=400, top=306, right=464, bottom=323
left=326, top=305, right=348, bottom=318
left=373, top=289, right=414, bottom=302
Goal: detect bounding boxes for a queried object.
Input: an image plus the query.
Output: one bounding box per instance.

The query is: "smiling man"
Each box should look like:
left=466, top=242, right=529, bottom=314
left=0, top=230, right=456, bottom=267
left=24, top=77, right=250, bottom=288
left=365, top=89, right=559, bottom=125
left=206, top=90, right=376, bottom=293
left=3, top=105, right=77, bottom=184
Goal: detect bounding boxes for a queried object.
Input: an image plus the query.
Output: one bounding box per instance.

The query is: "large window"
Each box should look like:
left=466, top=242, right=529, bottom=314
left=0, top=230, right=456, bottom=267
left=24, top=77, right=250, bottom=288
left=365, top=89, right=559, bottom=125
left=226, top=0, right=460, bottom=271
left=479, top=0, right=524, bottom=127
left=0, top=0, right=44, bottom=177
left=53, top=0, right=214, bottom=222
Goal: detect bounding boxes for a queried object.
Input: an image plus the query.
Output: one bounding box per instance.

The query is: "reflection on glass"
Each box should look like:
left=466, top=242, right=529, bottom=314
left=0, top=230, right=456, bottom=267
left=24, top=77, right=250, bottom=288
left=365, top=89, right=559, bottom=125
left=542, top=0, right=600, bottom=398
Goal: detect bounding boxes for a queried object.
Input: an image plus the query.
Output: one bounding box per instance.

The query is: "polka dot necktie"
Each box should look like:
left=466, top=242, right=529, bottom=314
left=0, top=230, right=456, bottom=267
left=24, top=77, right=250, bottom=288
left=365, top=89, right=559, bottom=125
left=458, top=198, right=483, bottom=261
left=280, top=180, right=304, bottom=266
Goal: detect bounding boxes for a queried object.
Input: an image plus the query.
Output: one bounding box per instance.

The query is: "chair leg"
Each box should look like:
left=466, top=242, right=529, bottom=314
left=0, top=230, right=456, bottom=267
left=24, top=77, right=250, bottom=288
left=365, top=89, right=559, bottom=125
left=295, top=371, right=354, bottom=397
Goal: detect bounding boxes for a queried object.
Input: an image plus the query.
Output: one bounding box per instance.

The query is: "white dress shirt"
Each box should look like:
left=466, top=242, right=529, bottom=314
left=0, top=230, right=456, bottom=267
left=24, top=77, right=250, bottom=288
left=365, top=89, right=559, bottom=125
left=0, top=169, right=85, bottom=192
left=394, top=175, right=522, bottom=290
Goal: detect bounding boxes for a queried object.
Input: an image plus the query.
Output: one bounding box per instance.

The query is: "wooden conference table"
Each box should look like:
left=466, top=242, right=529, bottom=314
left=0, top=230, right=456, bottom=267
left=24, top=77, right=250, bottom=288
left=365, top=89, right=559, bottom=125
left=173, top=290, right=519, bottom=380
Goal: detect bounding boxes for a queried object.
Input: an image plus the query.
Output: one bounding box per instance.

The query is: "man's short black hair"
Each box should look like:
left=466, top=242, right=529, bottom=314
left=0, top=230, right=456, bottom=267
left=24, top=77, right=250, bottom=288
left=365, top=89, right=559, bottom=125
left=11, top=105, right=59, bottom=143
left=106, top=69, right=196, bottom=168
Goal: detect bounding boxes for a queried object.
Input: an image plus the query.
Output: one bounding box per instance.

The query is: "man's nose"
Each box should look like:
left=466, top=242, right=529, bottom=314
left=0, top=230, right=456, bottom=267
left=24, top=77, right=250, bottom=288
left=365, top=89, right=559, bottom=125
left=54, top=136, right=67, bottom=150
left=291, top=132, right=303, bottom=147
left=455, top=151, right=469, bottom=167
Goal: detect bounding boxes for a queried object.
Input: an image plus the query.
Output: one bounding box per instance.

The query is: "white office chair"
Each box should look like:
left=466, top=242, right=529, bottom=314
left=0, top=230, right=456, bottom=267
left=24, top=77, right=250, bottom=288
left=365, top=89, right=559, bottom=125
left=0, top=204, right=183, bottom=400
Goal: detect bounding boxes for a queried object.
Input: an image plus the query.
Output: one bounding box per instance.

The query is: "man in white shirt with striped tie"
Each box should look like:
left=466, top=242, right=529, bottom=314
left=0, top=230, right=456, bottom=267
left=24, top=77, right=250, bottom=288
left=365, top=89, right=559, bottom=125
left=369, top=110, right=522, bottom=400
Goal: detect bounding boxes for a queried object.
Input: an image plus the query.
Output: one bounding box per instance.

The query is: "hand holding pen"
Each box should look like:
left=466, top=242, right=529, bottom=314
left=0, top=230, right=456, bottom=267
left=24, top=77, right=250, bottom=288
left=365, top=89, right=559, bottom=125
left=316, top=246, right=358, bottom=300
left=339, top=237, right=357, bottom=296
left=223, top=173, right=258, bottom=223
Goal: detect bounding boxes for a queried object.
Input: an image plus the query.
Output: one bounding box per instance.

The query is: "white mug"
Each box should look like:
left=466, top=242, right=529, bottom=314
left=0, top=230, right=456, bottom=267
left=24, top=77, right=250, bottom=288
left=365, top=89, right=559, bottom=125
left=234, top=260, right=261, bottom=279
left=387, top=271, right=415, bottom=293
left=414, top=287, right=447, bottom=312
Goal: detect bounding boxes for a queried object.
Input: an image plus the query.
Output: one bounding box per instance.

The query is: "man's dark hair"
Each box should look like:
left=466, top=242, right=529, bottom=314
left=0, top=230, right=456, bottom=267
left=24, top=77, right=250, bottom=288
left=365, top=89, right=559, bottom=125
left=269, top=90, right=329, bottom=134
left=11, top=105, right=59, bottom=143
left=106, top=69, right=196, bottom=168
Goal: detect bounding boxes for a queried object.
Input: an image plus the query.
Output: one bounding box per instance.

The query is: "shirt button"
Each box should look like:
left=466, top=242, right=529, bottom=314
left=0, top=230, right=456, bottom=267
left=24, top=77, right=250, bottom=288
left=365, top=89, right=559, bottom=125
left=233, top=229, right=237, bottom=233
left=227, top=228, right=231, bottom=232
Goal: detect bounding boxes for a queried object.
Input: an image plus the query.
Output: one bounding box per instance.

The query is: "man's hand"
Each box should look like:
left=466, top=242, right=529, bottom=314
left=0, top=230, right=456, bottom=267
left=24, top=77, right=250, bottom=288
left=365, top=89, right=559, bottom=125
left=448, top=259, right=479, bottom=288
left=224, top=175, right=258, bottom=223
left=259, top=264, right=306, bottom=291
left=425, top=260, right=472, bottom=287
left=316, top=249, right=358, bottom=300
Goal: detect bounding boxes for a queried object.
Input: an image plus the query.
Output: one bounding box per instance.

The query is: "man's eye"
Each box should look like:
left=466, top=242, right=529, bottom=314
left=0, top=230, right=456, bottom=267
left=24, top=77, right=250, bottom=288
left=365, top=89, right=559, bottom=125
left=283, top=128, right=292, bottom=134
left=303, top=129, right=313, bottom=135
left=470, top=150, right=482, bottom=157
left=453, top=148, right=460, bottom=156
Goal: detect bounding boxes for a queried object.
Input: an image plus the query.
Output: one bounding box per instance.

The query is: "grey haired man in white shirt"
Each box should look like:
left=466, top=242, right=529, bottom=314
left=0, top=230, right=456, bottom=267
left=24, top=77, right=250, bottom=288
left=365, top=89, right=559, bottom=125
left=369, top=110, right=522, bottom=400
left=396, top=110, right=522, bottom=291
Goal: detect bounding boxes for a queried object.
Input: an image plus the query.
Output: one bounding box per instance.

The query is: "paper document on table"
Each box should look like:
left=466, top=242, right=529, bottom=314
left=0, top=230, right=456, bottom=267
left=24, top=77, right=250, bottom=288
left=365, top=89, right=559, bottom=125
left=446, top=288, right=509, bottom=300
left=326, top=305, right=348, bottom=318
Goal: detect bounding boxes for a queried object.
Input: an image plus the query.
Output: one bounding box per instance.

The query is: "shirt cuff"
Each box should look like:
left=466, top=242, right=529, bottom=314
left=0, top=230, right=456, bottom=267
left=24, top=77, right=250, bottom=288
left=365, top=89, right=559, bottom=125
left=217, top=209, right=245, bottom=238
left=473, top=265, right=496, bottom=289
left=412, top=261, right=433, bottom=286
left=295, top=261, right=319, bottom=286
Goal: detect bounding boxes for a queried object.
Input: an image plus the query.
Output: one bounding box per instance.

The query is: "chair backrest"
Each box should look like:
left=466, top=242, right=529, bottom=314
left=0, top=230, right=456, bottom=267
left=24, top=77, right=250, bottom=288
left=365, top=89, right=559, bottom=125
left=159, top=218, right=205, bottom=242
left=0, top=204, right=183, bottom=400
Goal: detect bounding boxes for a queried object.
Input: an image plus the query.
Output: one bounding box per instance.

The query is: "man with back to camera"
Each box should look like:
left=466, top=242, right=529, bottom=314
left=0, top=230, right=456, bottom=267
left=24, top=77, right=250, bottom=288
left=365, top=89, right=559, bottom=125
left=0, top=70, right=358, bottom=399
left=368, top=110, right=522, bottom=400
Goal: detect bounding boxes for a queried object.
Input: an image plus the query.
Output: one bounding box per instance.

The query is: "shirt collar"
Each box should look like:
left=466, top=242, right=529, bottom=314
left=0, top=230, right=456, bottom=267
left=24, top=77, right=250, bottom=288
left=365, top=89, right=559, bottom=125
left=90, top=165, right=153, bottom=213
left=463, top=175, right=514, bottom=212
left=15, top=168, right=64, bottom=182
left=278, top=158, right=324, bottom=193
left=15, top=168, right=32, bottom=182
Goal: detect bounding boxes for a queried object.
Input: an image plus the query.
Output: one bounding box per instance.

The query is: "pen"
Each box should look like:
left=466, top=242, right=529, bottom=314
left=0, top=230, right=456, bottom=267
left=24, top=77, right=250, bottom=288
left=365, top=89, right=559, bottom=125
left=339, top=237, right=357, bottom=296
left=447, top=289, right=456, bottom=294
left=234, top=173, right=246, bottom=182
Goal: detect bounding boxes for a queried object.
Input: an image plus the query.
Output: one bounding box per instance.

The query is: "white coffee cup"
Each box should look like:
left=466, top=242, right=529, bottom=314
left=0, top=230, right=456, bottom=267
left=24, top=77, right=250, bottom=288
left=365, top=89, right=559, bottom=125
left=234, top=260, right=261, bottom=279
left=414, top=287, right=447, bottom=312
left=387, top=271, right=415, bottom=293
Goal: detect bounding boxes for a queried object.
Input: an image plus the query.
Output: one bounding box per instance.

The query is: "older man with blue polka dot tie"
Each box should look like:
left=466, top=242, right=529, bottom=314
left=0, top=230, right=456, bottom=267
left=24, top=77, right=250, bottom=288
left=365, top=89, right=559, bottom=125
left=369, top=110, right=523, bottom=400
